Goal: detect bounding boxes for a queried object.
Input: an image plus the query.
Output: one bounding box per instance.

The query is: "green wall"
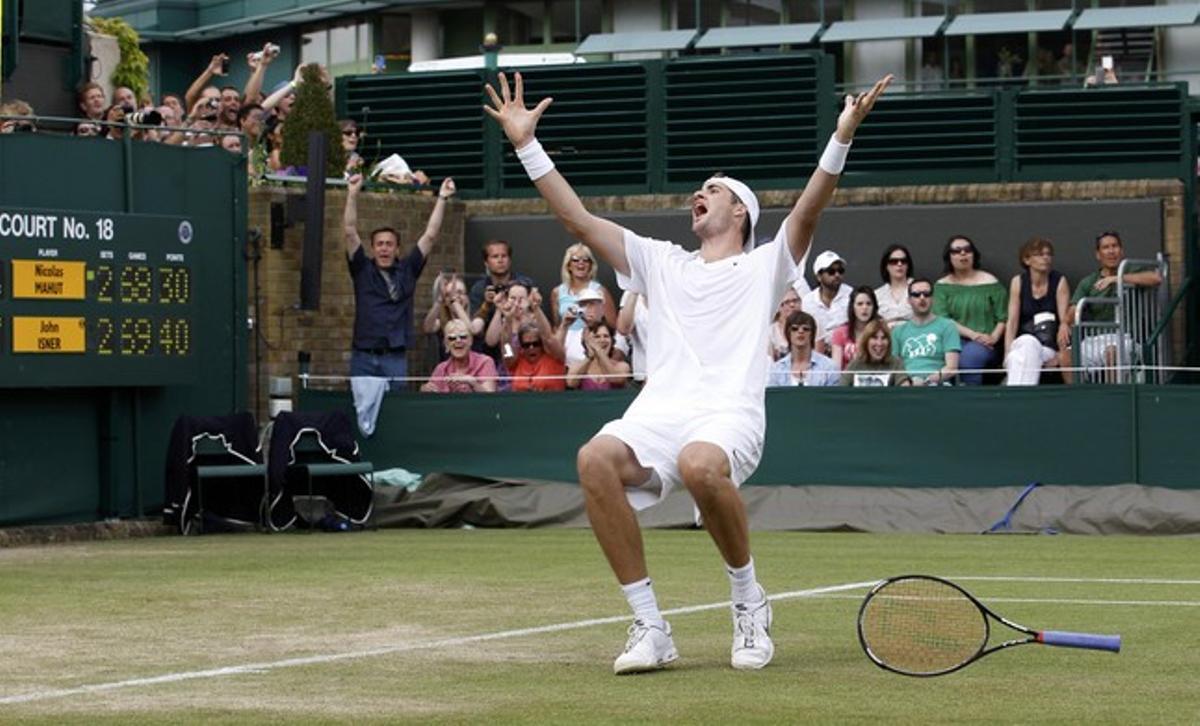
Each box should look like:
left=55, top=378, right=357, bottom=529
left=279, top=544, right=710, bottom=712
left=0, top=133, right=248, bottom=526
left=300, top=385, right=1200, bottom=490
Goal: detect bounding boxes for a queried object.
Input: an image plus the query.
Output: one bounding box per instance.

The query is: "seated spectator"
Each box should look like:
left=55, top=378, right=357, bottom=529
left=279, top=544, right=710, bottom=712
left=617, top=290, right=650, bottom=383
left=802, top=250, right=851, bottom=351
left=842, top=320, right=911, bottom=387
left=102, top=104, right=127, bottom=140
left=1067, top=231, right=1162, bottom=381
left=893, top=278, right=961, bottom=386
left=768, top=311, right=840, bottom=387
left=509, top=322, right=567, bottom=392
left=421, top=320, right=496, bottom=393
left=935, top=235, right=1007, bottom=385
left=74, top=120, right=102, bottom=137
left=551, top=243, right=617, bottom=330
left=558, top=287, right=629, bottom=367
left=875, top=243, right=915, bottom=328
left=77, top=82, right=106, bottom=121
left=220, top=134, right=242, bottom=154
left=340, top=119, right=365, bottom=176
left=1004, top=237, right=1071, bottom=386
left=490, top=283, right=565, bottom=382
left=567, top=319, right=632, bottom=390
left=830, top=286, right=880, bottom=369
left=767, top=287, right=802, bottom=360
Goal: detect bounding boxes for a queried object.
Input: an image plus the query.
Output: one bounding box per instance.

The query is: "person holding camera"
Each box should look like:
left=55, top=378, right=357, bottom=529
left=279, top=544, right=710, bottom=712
left=343, top=171, right=456, bottom=385
left=1003, top=237, right=1071, bottom=386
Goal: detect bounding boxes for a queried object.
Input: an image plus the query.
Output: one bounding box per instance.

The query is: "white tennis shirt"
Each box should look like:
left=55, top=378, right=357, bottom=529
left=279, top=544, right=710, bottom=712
left=616, top=219, right=805, bottom=431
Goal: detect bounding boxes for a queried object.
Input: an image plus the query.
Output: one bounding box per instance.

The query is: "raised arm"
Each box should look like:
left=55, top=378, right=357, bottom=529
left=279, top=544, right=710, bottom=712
left=785, top=75, right=893, bottom=264
left=344, top=173, right=364, bottom=258
left=416, top=177, right=456, bottom=257
left=484, top=72, right=628, bottom=276
left=242, top=45, right=276, bottom=104
left=185, top=54, right=227, bottom=113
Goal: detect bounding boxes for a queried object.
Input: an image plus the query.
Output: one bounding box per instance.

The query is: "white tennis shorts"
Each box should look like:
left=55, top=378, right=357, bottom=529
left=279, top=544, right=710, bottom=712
left=596, top=410, right=765, bottom=511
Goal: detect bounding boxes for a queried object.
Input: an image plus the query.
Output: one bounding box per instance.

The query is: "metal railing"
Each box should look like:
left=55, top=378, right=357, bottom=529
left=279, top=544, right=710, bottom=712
left=1072, top=255, right=1169, bottom=384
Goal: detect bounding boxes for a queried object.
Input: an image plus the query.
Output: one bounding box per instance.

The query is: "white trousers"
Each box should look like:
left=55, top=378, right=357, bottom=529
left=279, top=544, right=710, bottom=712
left=1004, top=334, right=1057, bottom=386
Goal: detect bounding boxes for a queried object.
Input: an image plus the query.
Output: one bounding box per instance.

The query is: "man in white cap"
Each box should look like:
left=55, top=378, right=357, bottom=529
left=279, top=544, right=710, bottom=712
left=802, top=250, right=853, bottom=349
left=559, top=286, right=630, bottom=366
left=485, top=71, right=891, bottom=674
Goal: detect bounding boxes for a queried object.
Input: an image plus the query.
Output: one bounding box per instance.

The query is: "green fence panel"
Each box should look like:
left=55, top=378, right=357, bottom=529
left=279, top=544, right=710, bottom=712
left=1013, top=84, right=1189, bottom=180
left=662, top=53, right=827, bottom=192
left=499, top=62, right=651, bottom=196
left=299, top=384, right=1195, bottom=490
left=340, top=69, right=489, bottom=192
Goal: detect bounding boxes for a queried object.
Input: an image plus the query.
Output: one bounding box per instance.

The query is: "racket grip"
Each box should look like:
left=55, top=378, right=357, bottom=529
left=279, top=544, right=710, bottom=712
left=1039, top=630, right=1122, bottom=653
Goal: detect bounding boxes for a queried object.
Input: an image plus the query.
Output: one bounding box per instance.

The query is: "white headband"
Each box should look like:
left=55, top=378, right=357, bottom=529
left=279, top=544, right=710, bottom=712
left=704, top=176, right=760, bottom=250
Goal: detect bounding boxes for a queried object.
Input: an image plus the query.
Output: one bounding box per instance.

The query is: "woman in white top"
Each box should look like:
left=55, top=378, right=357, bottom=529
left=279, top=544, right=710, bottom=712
left=550, top=242, right=617, bottom=331
left=767, top=287, right=802, bottom=361
left=874, top=244, right=914, bottom=328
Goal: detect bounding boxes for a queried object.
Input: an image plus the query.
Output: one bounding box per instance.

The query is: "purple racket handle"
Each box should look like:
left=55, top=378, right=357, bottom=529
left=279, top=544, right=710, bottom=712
left=1038, top=630, right=1122, bottom=652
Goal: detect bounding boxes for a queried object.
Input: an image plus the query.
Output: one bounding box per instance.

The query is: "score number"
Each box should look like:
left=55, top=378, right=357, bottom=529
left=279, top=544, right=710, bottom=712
left=91, top=264, right=193, bottom=356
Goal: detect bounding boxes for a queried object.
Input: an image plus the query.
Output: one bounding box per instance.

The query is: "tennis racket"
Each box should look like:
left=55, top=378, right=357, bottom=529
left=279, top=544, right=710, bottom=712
left=857, top=574, right=1121, bottom=677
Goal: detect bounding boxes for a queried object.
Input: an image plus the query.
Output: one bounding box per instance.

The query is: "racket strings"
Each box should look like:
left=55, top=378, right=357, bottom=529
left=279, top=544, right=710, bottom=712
left=860, top=578, right=987, bottom=675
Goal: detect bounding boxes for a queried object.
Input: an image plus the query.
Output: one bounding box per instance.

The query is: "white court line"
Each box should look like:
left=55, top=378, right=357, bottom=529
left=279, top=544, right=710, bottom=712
left=951, top=576, right=1200, bottom=586
left=3, top=575, right=1198, bottom=707
left=808, top=594, right=1200, bottom=607
left=0, top=580, right=876, bottom=706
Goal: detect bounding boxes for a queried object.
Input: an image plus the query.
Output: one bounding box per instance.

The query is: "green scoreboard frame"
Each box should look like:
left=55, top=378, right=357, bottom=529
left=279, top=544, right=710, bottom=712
left=0, top=208, right=202, bottom=386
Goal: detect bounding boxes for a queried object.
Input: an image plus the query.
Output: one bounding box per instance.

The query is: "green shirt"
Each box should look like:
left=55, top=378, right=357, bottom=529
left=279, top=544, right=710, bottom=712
left=933, top=281, right=1008, bottom=334
left=1069, top=265, right=1151, bottom=323
left=892, top=316, right=962, bottom=379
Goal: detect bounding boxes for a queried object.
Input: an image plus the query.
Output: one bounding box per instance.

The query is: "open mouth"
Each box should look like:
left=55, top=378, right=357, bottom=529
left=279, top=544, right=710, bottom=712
left=692, top=200, right=708, bottom=224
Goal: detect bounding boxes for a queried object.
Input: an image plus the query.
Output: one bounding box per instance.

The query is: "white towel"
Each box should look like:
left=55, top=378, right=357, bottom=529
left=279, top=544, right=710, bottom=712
left=350, top=376, right=389, bottom=437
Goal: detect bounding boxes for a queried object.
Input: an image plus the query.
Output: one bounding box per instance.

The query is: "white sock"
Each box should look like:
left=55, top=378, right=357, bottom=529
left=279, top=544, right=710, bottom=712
left=727, top=558, right=763, bottom=603
left=621, top=577, right=664, bottom=625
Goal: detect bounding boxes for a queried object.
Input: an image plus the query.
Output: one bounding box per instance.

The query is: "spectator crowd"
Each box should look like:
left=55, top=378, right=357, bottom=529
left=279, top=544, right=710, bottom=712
left=416, top=229, right=1161, bottom=394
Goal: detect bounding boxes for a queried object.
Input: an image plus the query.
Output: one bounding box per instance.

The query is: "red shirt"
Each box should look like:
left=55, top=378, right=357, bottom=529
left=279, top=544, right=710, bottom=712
left=509, top=354, right=566, bottom=392
left=427, top=351, right=497, bottom=393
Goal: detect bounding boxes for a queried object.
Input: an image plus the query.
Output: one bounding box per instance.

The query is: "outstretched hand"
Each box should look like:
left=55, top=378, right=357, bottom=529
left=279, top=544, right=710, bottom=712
left=835, top=74, right=893, bottom=143
left=483, top=71, right=553, bottom=149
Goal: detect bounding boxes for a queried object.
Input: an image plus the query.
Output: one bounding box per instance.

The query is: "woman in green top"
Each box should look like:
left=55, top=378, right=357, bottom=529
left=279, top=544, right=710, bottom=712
left=934, top=235, right=1008, bottom=385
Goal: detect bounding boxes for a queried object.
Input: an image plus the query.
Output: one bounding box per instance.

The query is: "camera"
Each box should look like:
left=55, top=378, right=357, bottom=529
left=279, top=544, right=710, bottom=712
left=128, top=109, right=163, bottom=126
left=566, top=305, right=581, bottom=318
left=220, top=56, right=230, bottom=75
left=207, top=98, right=220, bottom=110
left=250, top=43, right=281, bottom=64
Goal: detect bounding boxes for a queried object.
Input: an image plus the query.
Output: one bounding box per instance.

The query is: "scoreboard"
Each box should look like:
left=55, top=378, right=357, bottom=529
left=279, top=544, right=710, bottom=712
left=0, top=208, right=202, bottom=387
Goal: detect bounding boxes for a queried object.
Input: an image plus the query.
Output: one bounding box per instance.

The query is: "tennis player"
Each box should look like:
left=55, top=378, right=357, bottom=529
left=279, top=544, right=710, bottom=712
left=486, top=72, right=892, bottom=674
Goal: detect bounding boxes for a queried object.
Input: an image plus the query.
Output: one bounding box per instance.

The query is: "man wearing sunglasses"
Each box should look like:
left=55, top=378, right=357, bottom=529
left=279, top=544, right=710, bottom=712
left=891, top=278, right=960, bottom=386
left=486, top=70, right=891, bottom=674
left=801, top=250, right=852, bottom=349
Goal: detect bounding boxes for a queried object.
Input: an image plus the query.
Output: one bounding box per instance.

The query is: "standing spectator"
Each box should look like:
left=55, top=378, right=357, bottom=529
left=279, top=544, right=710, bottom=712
left=0, top=100, right=35, bottom=133
left=241, top=42, right=281, bottom=105
left=767, top=287, right=802, bottom=361
left=77, top=82, right=106, bottom=121
left=102, top=104, right=127, bottom=140
left=162, top=94, right=185, bottom=121
left=217, top=86, right=241, bottom=129
left=1003, top=237, right=1071, bottom=386
left=1067, top=231, right=1162, bottom=379
left=184, top=54, right=230, bottom=117
left=340, top=119, right=365, bottom=175
left=112, top=86, right=137, bottom=110
left=342, top=172, right=456, bottom=384
left=768, top=311, right=840, bottom=387
left=875, top=243, right=914, bottom=327
left=841, top=320, right=911, bottom=386
left=830, top=286, right=879, bottom=369
left=551, top=243, right=617, bottom=330
left=421, top=320, right=497, bottom=393
left=802, top=250, right=851, bottom=349
left=567, top=320, right=632, bottom=390
left=509, top=322, right=567, bottom=392
left=934, top=235, right=1007, bottom=385
left=893, top=278, right=961, bottom=386
left=617, top=290, right=650, bottom=383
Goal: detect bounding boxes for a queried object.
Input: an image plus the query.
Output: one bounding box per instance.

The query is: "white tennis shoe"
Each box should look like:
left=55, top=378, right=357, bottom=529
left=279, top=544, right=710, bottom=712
left=613, top=619, right=678, bottom=674
left=730, top=591, right=774, bottom=670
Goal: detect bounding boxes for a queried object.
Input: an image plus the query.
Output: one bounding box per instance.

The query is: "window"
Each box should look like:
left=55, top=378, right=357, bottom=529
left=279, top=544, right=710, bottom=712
left=299, top=19, right=372, bottom=69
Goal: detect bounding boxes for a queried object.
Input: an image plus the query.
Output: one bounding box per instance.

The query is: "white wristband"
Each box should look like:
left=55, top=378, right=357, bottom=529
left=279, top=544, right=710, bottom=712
left=516, top=138, right=555, bottom=181
left=818, top=134, right=851, bottom=175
